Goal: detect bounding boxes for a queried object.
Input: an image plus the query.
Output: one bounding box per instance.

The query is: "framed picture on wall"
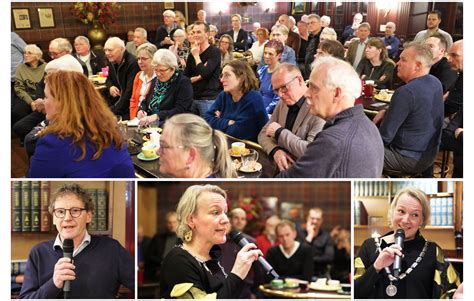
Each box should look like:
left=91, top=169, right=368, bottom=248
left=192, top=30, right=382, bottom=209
left=37, top=8, right=55, bottom=28
left=164, top=1, right=174, bottom=9
left=291, top=2, right=306, bottom=14
left=280, top=202, right=304, bottom=222
left=12, top=8, right=31, bottom=29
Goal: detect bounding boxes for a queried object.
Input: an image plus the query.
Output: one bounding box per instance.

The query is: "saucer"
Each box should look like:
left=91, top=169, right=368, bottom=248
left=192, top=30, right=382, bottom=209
left=239, top=162, right=262, bottom=173
left=228, top=148, right=250, bottom=158
left=137, top=152, right=159, bottom=161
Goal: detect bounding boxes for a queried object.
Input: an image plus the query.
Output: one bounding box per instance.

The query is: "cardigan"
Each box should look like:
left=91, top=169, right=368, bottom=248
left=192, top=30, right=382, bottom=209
left=19, top=236, right=135, bottom=299
left=28, top=134, right=135, bottom=178
left=129, top=71, right=155, bottom=119
left=204, top=90, right=268, bottom=142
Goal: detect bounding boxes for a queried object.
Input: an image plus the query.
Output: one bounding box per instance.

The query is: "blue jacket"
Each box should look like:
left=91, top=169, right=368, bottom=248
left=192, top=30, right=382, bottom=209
left=257, top=65, right=279, bottom=114
left=28, top=134, right=135, bottom=178
left=205, top=90, right=269, bottom=142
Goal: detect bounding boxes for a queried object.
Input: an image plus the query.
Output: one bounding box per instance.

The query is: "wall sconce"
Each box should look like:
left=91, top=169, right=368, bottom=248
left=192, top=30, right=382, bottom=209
left=376, top=0, right=396, bottom=18
left=260, top=1, right=275, bottom=14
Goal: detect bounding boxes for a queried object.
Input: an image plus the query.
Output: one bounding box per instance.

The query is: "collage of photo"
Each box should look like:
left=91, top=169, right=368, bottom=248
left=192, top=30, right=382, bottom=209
left=10, top=1, right=464, bottom=300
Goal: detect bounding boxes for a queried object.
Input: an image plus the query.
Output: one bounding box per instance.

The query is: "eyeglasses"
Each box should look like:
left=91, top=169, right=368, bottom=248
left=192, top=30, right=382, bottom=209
left=154, top=66, right=171, bottom=73
left=49, top=51, right=64, bottom=58
left=160, top=142, right=186, bottom=151
left=220, top=73, right=234, bottom=80
left=53, top=208, right=86, bottom=218
left=272, top=76, right=298, bottom=94
left=137, top=57, right=151, bottom=62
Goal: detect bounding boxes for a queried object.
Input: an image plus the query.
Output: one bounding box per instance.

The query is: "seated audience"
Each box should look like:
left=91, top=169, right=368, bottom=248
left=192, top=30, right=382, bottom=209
left=258, top=39, right=284, bottom=114
left=341, top=13, right=363, bottom=44
left=266, top=220, right=313, bottom=281
left=320, top=15, right=331, bottom=28
left=330, top=226, right=350, bottom=283
left=104, top=37, right=140, bottom=120
left=320, top=27, right=338, bottom=41
left=249, top=28, right=268, bottom=66
left=304, top=14, right=324, bottom=79
left=297, top=20, right=309, bottom=64
left=28, top=70, right=134, bottom=178
left=259, top=24, right=297, bottom=68
left=444, top=39, right=463, bottom=117
left=174, top=10, right=187, bottom=29
left=209, top=24, right=218, bottom=46
left=159, top=113, right=236, bottom=178
left=129, top=43, right=157, bottom=119
left=441, top=109, right=462, bottom=178
left=277, top=56, right=384, bottom=178
left=73, top=36, right=108, bottom=77
left=12, top=44, right=46, bottom=125
left=218, top=34, right=234, bottom=68
left=345, top=22, right=371, bottom=70
left=127, top=27, right=149, bottom=58
left=258, top=63, right=325, bottom=172
left=357, top=37, right=396, bottom=89
left=256, top=215, right=281, bottom=257
left=278, top=14, right=301, bottom=58
left=376, top=42, right=444, bottom=175
left=206, top=60, right=268, bottom=142
left=137, top=49, right=193, bottom=127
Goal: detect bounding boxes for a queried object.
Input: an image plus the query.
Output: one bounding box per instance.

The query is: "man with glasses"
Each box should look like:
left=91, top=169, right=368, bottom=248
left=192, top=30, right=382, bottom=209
left=303, top=14, right=324, bottom=79
left=276, top=56, right=384, bottom=178
left=258, top=63, right=325, bottom=172
left=104, top=36, right=140, bottom=120
left=20, top=184, right=134, bottom=298
left=155, top=10, right=177, bottom=49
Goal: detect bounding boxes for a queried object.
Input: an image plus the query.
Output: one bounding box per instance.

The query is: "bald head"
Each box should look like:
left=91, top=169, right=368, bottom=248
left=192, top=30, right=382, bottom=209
left=230, top=208, right=247, bottom=232
left=104, top=37, right=126, bottom=64
left=448, top=39, right=463, bottom=71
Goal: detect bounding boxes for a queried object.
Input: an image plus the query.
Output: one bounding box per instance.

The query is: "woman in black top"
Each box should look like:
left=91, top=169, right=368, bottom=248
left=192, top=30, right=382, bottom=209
left=357, top=37, right=395, bottom=89
left=160, top=184, right=261, bottom=298
left=137, top=48, right=193, bottom=127
left=354, top=186, right=460, bottom=299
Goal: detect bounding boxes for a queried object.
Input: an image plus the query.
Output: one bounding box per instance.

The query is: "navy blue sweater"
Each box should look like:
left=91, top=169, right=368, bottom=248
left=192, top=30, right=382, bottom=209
left=205, top=90, right=269, bottom=142
left=19, top=236, right=135, bottom=299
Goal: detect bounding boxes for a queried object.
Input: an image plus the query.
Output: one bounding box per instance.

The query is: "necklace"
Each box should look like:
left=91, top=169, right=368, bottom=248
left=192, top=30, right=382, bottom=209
left=374, top=236, right=429, bottom=297
left=179, top=245, right=228, bottom=277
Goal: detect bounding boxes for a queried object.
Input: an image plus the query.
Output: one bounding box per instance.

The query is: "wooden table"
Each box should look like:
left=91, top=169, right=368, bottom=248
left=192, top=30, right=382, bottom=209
left=125, top=127, right=278, bottom=178
left=259, top=284, right=351, bottom=299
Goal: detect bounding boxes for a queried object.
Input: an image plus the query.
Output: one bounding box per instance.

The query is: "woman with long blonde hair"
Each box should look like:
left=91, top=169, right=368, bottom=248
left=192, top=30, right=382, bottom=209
left=28, top=70, right=134, bottom=178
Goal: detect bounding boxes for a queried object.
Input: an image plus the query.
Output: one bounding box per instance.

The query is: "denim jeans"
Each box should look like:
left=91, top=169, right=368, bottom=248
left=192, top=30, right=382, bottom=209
left=193, top=99, right=216, bottom=118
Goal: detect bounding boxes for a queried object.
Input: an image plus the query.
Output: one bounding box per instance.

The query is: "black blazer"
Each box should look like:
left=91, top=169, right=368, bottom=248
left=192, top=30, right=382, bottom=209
left=225, top=28, right=249, bottom=51
left=139, top=71, right=193, bottom=126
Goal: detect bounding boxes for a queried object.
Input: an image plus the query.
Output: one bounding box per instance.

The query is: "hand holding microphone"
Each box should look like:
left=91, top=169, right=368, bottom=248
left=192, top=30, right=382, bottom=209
left=373, top=229, right=404, bottom=273
left=53, top=239, right=74, bottom=298
left=230, top=230, right=279, bottom=280
left=231, top=243, right=262, bottom=280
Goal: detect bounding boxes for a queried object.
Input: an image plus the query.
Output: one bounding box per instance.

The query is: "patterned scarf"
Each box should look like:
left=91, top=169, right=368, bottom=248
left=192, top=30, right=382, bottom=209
left=149, top=70, right=180, bottom=113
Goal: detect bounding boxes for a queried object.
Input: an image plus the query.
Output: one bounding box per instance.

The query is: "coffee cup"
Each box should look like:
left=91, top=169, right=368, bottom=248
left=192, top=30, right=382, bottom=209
left=328, top=280, right=340, bottom=287
left=241, top=149, right=259, bottom=169
left=231, top=142, right=245, bottom=156
left=315, top=277, right=327, bottom=286
left=341, top=283, right=351, bottom=293
left=141, top=144, right=156, bottom=158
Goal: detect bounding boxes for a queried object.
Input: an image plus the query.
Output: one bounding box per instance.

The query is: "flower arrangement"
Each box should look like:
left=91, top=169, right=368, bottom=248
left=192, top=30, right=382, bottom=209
left=71, top=2, right=121, bottom=29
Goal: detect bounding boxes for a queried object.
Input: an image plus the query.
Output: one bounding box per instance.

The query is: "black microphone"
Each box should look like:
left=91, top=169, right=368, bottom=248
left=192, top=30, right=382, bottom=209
left=62, top=239, right=74, bottom=299
left=229, top=230, right=279, bottom=279
left=392, top=229, right=405, bottom=277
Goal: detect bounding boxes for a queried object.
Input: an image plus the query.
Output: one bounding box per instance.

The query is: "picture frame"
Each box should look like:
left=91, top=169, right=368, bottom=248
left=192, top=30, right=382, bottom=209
left=12, top=8, right=31, bottom=30
left=280, top=202, right=304, bottom=222
left=164, top=1, right=174, bottom=9
left=37, top=7, right=55, bottom=28
left=291, top=2, right=306, bottom=14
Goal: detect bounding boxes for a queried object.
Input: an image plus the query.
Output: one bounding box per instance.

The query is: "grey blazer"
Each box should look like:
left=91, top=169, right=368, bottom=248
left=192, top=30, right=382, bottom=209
left=258, top=99, right=325, bottom=159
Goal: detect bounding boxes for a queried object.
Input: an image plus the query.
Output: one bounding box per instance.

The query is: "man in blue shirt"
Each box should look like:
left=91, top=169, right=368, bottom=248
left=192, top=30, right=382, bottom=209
left=382, top=22, right=400, bottom=60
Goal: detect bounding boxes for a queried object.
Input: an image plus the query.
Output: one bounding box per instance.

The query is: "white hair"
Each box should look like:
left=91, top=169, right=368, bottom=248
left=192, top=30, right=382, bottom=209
left=45, top=54, right=83, bottom=73
left=163, top=10, right=175, bottom=18
left=152, top=48, right=178, bottom=70
left=311, top=56, right=361, bottom=100
left=135, top=27, right=147, bottom=38
left=105, top=37, right=125, bottom=49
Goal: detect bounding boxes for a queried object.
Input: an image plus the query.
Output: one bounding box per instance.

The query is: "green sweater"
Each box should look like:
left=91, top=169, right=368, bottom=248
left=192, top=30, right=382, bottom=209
left=14, top=61, right=45, bottom=105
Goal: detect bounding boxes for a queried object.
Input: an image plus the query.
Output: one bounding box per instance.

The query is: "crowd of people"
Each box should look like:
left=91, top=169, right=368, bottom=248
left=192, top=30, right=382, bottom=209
left=11, top=8, right=463, bottom=178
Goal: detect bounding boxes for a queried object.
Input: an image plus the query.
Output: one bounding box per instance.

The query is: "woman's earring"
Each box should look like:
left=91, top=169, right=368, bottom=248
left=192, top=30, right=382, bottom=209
left=184, top=230, right=193, bottom=242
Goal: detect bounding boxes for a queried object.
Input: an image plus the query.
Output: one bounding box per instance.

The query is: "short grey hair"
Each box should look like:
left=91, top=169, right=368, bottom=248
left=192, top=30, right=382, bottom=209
left=307, top=14, right=321, bottom=21
left=136, top=42, right=157, bottom=59
left=105, top=37, right=125, bottom=49
left=163, top=10, right=175, bottom=18
left=175, top=184, right=227, bottom=240
left=134, top=27, right=147, bottom=38
left=24, top=44, right=43, bottom=60
left=405, top=41, right=433, bottom=69
left=311, top=56, right=362, bottom=100
left=74, top=36, right=90, bottom=46
left=321, top=27, right=337, bottom=40
left=173, top=28, right=186, bottom=38
left=272, top=23, right=289, bottom=36
left=152, top=48, right=178, bottom=70
left=386, top=21, right=396, bottom=31
left=50, top=38, right=73, bottom=53
left=321, top=15, right=331, bottom=25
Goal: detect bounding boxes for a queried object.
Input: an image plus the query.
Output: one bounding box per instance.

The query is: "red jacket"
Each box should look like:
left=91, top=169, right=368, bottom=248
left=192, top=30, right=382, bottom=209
left=129, top=71, right=154, bottom=119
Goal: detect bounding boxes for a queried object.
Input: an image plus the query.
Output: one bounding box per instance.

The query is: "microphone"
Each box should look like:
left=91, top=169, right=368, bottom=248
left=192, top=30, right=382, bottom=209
left=229, top=230, right=279, bottom=279
left=62, top=239, right=74, bottom=299
left=392, top=229, right=405, bottom=277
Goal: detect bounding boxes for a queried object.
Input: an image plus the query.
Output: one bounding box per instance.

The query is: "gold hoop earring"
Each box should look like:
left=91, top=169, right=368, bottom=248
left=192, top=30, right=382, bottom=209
left=184, top=230, right=193, bottom=242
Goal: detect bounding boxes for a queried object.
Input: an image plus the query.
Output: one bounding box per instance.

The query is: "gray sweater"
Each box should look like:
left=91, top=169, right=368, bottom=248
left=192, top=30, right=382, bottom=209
left=276, top=105, right=384, bottom=178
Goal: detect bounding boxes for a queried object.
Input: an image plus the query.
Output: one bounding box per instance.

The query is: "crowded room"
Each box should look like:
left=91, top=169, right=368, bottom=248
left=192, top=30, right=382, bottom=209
left=137, top=181, right=351, bottom=298
left=11, top=2, right=463, bottom=178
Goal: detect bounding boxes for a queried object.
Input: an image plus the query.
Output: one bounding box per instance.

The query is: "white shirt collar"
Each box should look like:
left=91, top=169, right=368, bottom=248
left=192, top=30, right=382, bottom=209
left=54, top=231, right=91, bottom=257
left=278, top=241, right=300, bottom=259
